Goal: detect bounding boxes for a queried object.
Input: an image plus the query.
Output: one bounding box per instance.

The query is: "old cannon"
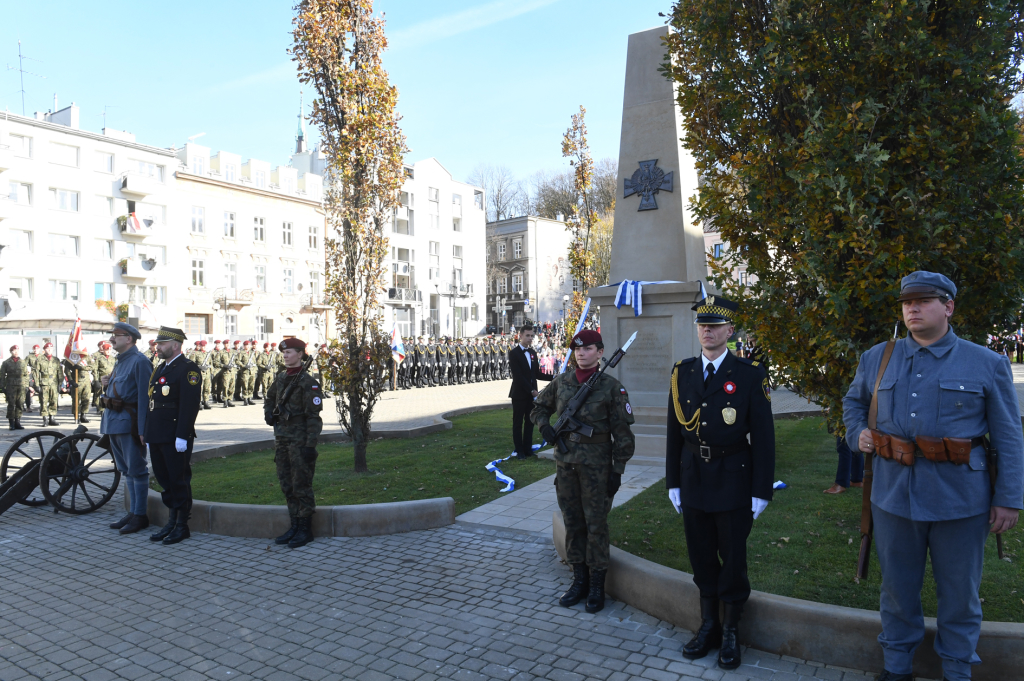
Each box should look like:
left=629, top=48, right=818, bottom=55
left=0, top=426, right=120, bottom=516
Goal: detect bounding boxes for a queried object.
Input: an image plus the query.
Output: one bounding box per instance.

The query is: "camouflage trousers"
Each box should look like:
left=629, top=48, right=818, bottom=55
left=201, top=372, right=212, bottom=402
left=75, top=381, right=91, bottom=417
left=219, top=371, right=235, bottom=400
left=39, top=384, right=59, bottom=417
left=555, top=461, right=613, bottom=570
left=240, top=371, right=256, bottom=399
left=275, top=439, right=318, bottom=518
left=4, top=387, right=23, bottom=421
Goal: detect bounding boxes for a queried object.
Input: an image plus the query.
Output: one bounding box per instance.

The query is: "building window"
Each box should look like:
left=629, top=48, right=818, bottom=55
left=511, top=273, right=523, bottom=293
left=308, top=225, right=318, bottom=249
left=429, top=241, right=440, bottom=280
left=474, top=190, right=484, bottom=210
left=224, top=211, right=235, bottom=238
left=713, top=243, right=723, bottom=258
left=9, top=277, right=32, bottom=300
left=255, top=265, right=266, bottom=292
left=400, top=191, right=412, bottom=208
left=283, top=222, right=293, bottom=246
left=497, top=242, right=506, bottom=261
left=283, top=268, right=294, bottom=293
left=739, top=271, right=747, bottom=285
left=514, top=312, right=524, bottom=328
left=184, top=314, right=209, bottom=336
left=254, top=217, right=265, bottom=241
left=49, top=188, right=79, bottom=212
left=10, top=134, right=32, bottom=158
left=50, top=280, right=80, bottom=301
left=453, top=217, right=461, bottom=232
left=96, top=152, right=114, bottom=173
left=126, top=285, right=167, bottom=305
left=11, top=230, right=32, bottom=252
left=48, top=234, right=79, bottom=257
left=471, top=303, right=478, bottom=321
left=191, top=206, right=205, bottom=234
left=135, top=201, right=165, bottom=224
left=224, top=262, right=237, bottom=289
left=498, top=277, right=507, bottom=294
left=131, top=159, right=165, bottom=181
left=255, top=170, right=266, bottom=188
left=50, top=142, right=79, bottom=168
left=452, top=194, right=462, bottom=215
left=8, top=181, right=31, bottom=205
left=192, top=156, right=206, bottom=175
left=225, top=164, right=236, bottom=182
left=310, top=271, right=321, bottom=299
left=513, top=239, right=522, bottom=259
left=95, top=239, right=113, bottom=259
left=94, top=283, right=114, bottom=300
left=256, top=315, right=273, bottom=340
left=191, top=259, right=205, bottom=287
left=225, top=314, right=238, bottom=335
left=94, top=195, right=113, bottom=216
left=429, top=214, right=439, bottom=230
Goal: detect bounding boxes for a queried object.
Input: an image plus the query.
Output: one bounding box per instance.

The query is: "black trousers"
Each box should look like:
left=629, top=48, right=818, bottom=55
left=682, top=505, right=754, bottom=603
left=150, top=440, right=194, bottom=513
left=511, top=398, right=536, bottom=457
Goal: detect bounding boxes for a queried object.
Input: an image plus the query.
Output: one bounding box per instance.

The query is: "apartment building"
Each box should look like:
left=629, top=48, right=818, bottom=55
left=485, top=216, right=572, bottom=332
left=703, top=225, right=754, bottom=286
left=384, top=158, right=487, bottom=339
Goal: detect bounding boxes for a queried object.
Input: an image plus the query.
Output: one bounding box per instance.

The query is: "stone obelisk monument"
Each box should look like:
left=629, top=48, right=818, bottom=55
left=589, top=26, right=708, bottom=463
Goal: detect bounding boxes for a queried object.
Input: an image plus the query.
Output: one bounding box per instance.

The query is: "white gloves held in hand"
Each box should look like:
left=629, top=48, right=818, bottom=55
left=175, top=438, right=188, bottom=453
left=668, top=488, right=769, bottom=520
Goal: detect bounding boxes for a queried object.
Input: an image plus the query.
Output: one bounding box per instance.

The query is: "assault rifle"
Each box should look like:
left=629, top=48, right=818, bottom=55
left=550, top=331, right=638, bottom=455
left=200, top=351, right=212, bottom=370
left=270, top=354, right=316, bottom=424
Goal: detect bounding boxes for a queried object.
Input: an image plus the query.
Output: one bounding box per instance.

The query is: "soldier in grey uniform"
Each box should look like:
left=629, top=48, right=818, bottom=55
left=844, top=271, right=1023, bottom=681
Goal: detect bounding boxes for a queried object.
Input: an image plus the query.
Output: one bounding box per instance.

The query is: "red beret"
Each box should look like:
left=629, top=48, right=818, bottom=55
left=148, top=340, right=156, bottom=345
left=270, top=342, right=277, bottom=347
left=279, top=338, right=306, bottom=352
left=233, top=340, right=242, bottom=346
left=32, top=344, right=40, bottom=350
left=9, top=345, right=18, bottom=352
left=263, top=343, right=270, bottom=348
left=571, top=330, right=602, bottom=348
left=101, top=342, right=111, bottom=349
left=213, top=339, right=222, bottom=344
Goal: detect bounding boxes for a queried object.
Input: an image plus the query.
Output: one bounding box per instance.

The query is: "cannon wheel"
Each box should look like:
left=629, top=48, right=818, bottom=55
left=39, top=433, right=120, bottom=514
left=0, top=430, right=66, bottom=507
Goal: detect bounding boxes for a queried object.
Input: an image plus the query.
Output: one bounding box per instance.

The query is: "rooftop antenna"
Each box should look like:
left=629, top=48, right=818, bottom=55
left=6, top=40, right=46, bottom=115
left=187, top=132, right=206, bottom=143
left=100, top=104, right=118, bottom=129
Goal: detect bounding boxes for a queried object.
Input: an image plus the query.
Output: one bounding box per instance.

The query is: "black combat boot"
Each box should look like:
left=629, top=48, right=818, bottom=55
left=163, top=511, right=191, bottom=544
left=717, top=601, right=743, bottom=669
left=109, top=512, right=134, bottom=530
left=287, top=516, right=314, bottom=548
left=79, top=414, right=90, bottom=423
left=585, top=568, right=607, bottom=613
left=275, top=516, right=299, bottom=545
left=558, top=563, right=590, bottom=607
left=682, top=597, right=722, bottom=659
left=13, top=420, right=23, bottom=430
left=47, top=416, right=58, bottom=426
left=225, top=399, right=235, bottom=408
left=150, top=509, right=178, bottom=542
left=119, top=514, right=150, bottom=534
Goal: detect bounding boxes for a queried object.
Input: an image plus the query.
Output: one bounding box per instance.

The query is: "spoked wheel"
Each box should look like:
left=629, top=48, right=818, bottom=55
left=1, top=430, right=65, bottom=507
left=39, top=433, right=120, bottom=514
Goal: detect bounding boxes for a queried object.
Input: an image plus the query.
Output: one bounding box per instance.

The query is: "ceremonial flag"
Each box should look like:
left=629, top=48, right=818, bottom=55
left=64, top=317, right=86, bottom=363
left=390, top=322, right=406, bottom=364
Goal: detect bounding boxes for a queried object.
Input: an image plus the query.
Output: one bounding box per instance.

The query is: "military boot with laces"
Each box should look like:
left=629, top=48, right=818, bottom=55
left=275, top=516, right=299, bottom=545
left=717, top=601, right=744, bottom=669
left=558, top=563, right=589, bottom=607
left=682, top=597, right=721, bottom=659
left=585, top=568, right=607, bottom=613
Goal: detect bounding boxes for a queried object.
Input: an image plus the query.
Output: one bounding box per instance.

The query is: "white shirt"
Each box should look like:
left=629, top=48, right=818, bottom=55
left=162, top=352, right=182, bottom=369
left=701, top=349, right=728, bottom=381
left=519, top=344, right=531, bottom=368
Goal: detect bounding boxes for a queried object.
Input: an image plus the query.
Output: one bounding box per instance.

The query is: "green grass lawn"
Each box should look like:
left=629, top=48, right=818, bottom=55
left=608, top=417, right=1024, bottom=622
left=183, top=408, right=554, bottom=516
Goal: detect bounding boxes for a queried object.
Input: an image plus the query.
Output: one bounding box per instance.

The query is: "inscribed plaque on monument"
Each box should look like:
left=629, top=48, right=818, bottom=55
left=617, top=316, right=672, bottom=389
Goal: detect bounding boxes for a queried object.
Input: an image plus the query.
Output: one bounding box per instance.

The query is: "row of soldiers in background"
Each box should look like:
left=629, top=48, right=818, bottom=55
left=390, top=336, right=513, bottom=390
left=988, top=334, right=1024, bottom=363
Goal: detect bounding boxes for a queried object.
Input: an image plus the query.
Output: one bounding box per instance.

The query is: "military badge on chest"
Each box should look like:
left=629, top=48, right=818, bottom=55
left=722, top=407, right=737, bottom=425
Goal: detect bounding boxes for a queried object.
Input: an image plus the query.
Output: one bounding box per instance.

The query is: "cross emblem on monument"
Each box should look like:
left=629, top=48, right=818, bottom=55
left=623, top=159, right=674, bottom=211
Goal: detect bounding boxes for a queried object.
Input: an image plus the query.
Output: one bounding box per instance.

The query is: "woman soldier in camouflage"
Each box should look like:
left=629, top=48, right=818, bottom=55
left=264, top=338, right=323, bottom=548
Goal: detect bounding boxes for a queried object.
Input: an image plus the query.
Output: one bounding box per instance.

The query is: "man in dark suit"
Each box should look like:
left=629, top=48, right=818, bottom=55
left=665, top=296, right=775, bottom=670
left=508, top=325, right=553, bottom=457
left=144, top=326, right=203, bottom=545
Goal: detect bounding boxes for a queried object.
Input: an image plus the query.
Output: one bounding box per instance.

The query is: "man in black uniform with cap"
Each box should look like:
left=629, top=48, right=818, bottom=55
left=144, top=326, right=203, bottom=545
left=665, top=295, right=775, bottom=670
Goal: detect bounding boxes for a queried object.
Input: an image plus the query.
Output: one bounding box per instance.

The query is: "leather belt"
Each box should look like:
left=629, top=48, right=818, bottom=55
left=685, top=440, right=750, bottom=461
left=566, top=432, right=611, bottom=444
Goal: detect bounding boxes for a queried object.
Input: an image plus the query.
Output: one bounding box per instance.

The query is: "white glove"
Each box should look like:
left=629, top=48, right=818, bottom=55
left=752, top=497, right=769, bottom=520
left=175, top=438, right=187, bottom=453
left=668, top=488, right=682, bottom=514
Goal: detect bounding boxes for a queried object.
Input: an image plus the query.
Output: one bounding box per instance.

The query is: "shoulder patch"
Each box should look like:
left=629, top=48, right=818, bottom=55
left=311, top=383, right=320, bottom=390
left=187, top=371, right=200, bottom=385
left=312, top=396, right=322, bottom=406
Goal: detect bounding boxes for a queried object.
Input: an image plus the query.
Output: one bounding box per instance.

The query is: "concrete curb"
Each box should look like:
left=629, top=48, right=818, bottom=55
left=552, top=513, right=1022, bottom=681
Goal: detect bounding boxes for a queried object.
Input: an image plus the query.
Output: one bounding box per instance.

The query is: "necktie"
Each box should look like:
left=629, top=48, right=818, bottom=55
left=704, top=362, right=715, bottom=390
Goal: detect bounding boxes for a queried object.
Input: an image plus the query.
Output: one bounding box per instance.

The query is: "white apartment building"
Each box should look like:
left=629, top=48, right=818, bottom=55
left=384, top=158, right=487, bottom=339
left=486, top=216, right=573, bottom=332
left=703, top=226, right=754, bottom=286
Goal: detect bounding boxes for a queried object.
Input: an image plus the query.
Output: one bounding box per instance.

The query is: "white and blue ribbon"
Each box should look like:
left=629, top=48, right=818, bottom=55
left=560, top=297, right=592, bottom=374
left=606, top=279, right=709, bottom=317
left=485, top=442, right=545, bottom=492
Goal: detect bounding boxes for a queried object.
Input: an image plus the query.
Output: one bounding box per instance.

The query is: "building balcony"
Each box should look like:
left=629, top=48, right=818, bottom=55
left=387, top=287, right=422, bottom=303
left=0, top=196, right=12, bottom=222
left=0, top=145, right=12, bottom=173
left=119, top=172, right=163, bottom=198
left=120, top=257, right=159, bottom=280
left=212, top=287, right=254, bottom=308
left=117, top=214, right=156, bottom=239
left=300, top=293, right=330, bottom=311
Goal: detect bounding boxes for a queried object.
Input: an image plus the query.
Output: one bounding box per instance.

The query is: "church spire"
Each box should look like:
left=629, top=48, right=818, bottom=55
left=295, top=90, right=307, bottom=154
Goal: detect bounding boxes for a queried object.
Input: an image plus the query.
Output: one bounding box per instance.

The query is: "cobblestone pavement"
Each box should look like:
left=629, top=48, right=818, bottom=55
left=0, top=491, right=897, bottom=681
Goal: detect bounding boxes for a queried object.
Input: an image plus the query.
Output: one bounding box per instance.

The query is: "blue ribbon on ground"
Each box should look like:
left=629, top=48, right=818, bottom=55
left=486, top=442, right=545, bottom=493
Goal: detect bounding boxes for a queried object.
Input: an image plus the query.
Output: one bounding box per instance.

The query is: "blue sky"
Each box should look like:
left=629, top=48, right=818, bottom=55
left=1, top=0, right=670, bottom=183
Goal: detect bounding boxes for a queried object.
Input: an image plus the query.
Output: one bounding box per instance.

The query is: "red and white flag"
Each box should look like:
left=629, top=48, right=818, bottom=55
left=64, top=317, right=86, bottom=363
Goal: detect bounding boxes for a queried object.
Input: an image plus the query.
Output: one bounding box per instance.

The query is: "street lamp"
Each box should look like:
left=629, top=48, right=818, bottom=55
left=562, top=294, right=570, bottom=333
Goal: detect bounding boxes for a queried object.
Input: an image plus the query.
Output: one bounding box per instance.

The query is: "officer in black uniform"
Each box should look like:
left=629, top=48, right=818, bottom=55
left=665, top=295, right=776, bottom=670
left=145, top=326, right=203, bottom=545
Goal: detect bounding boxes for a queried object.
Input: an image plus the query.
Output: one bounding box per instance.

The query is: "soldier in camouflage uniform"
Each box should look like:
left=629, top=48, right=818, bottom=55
left=255, top=342, right=271, bottom=399
left=189, top=340, right=214, bottom=409
left=264, top=338, right=323, bottom=549
left=0, top=345, right=27, bottom=430
left=36, top=343, right=62, bottom=426
left=144, top=339, right=161, bottom=368
left=237, top=340, right=258, bottom=405
left=64, top=353, right=93, bottom=423
left=24, top=344, right=41, bottom=413
left=532, top=329, right=635, bottom=614
left=92, top=342, right=116, bottom=415
left=215, top=340, right=237, bottom=407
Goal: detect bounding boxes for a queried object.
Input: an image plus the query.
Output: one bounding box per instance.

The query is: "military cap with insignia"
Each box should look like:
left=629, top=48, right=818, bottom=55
left=692, top=294, right=739, bottom=325
left=896, top=270, right=956, bottom=302
left=155, top=326, right=187, bottom=342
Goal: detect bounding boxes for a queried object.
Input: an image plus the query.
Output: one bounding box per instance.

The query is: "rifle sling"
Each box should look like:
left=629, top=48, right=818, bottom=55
left=861, top=339, right=896, bottom=538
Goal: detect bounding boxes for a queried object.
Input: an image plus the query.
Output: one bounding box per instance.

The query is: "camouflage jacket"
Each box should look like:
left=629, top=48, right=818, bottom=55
left=531, top=370, right=636, bottom=473
left=93, top=353, right=116, bottom=379
left=213, top=350, right=234, bottom=370
left=34, top=355, right=63, bottom=386
left=265, top=369, right=323, bottom=447
left=256, top=351, right=271, bottom=370
left=237, top=350, right=257, bottom=374
left=0, top=357, right=27, bottom=390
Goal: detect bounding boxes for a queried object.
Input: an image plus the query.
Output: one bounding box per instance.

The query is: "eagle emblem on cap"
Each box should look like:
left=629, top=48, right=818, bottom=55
left=574, top=337, right=583, bottom=346
left=707, top=295, right=716, bottom=306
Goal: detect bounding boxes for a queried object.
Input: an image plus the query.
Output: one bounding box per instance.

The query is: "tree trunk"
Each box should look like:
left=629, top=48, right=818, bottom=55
left=350, top=401, right=368, bottom=473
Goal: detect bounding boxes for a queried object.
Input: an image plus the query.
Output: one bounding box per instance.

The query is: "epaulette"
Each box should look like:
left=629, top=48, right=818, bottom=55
left=674, top=357, right=698, bottom=368
left=734, top=356, right=764, bottom=369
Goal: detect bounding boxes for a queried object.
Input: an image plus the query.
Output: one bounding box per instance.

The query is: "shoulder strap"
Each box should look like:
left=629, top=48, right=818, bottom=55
left=867, top=340, right=896, bottom=430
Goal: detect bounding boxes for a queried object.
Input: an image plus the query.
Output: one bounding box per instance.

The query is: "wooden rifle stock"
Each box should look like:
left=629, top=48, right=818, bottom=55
left=857, top=338, right=896, bottom=580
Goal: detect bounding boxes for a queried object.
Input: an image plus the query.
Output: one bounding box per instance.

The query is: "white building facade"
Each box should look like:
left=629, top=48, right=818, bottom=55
left=486, top=216, right=573, bottom=332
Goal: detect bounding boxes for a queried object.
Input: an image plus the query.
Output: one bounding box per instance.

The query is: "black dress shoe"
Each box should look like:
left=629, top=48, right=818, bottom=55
left=876, top=672, right=914, bottom=681
left=109, top=512, right=134, bottom=530
left=558, top=563, right=589, bottom=607
left=717, top=601, right=743, bottom=670
left=683, top=598, right=722, bottom=660
left=150, top=509, right=178, bottom=542
left=585, top=568, right=607, bottom=613
left=119, top=514, right=150, bottom=534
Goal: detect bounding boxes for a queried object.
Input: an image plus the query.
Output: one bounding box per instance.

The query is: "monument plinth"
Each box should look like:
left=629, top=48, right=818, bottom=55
left=590, top=26, right=708, bottom=464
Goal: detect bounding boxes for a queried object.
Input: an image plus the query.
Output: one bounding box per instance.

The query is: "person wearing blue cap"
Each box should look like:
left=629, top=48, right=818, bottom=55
left=843, top=271, right=1023, bottom=681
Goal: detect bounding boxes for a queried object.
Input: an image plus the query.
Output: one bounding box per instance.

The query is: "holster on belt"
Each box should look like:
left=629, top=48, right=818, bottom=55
left=889, top=434, right=916, bottom=467
left=870, top=431, right=974, bottom=466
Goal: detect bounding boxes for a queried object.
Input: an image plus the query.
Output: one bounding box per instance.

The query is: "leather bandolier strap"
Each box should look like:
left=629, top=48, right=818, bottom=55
left=858, top=339, right=896, bottom=580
